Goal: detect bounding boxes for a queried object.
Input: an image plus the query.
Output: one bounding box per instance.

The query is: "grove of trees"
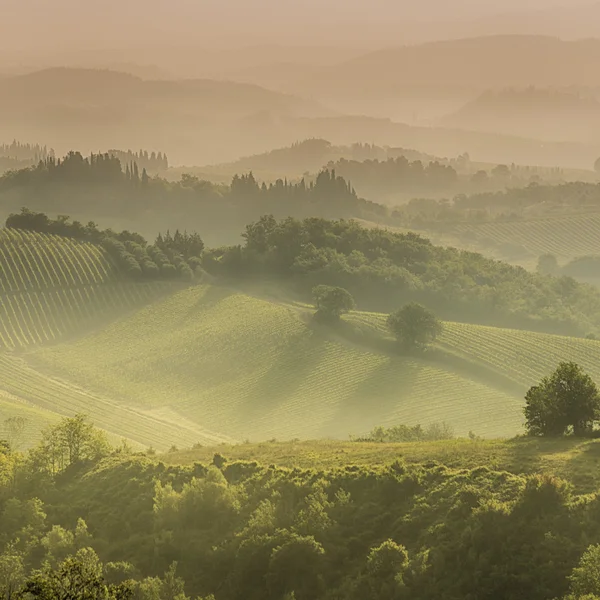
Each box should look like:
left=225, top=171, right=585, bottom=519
left=204, top=215, right=600, bottom=336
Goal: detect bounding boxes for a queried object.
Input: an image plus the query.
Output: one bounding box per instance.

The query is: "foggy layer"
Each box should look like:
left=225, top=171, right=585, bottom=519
left=0, top=0, right=589, bottom=62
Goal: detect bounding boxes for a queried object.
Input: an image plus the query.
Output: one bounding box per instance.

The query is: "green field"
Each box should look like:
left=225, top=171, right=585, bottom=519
left=0, top=228, right=173, bottom=349
left=451, top=212, right=600, bottom=259
left=349, top=311, right=600, bottom=387
left=26, top=285, right=526, bottom=441
left=4, top=228, right=600, bottom=449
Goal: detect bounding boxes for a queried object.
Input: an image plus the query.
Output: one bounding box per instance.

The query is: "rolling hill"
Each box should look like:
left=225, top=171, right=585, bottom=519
left=24, top=284, right=524, bottom=441
left=440, top=88, right=600, bottom=143
left=6, top=225, right=600, bottom=449
left=0, top=68, right=332, bottom=165
left=0, top=227, right=171, bottom=348
left=448, top=212, right=600, bottom=261
left=287, top=35, right=600, bottom=128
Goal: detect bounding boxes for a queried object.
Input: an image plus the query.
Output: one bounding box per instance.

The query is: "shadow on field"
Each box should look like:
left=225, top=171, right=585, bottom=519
left=564, top=439, right=600, bottom=493
left=237, top=329, right=330, bottom=423
left=501, top=436, right=587, bottom=479
left=318, top=358, right=419, bottom=439
left=180, top=285, right=234, bottom=323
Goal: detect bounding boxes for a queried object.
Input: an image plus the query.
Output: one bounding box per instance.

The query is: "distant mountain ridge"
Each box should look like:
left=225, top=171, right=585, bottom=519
left=440, top=87, right=600, bottom=143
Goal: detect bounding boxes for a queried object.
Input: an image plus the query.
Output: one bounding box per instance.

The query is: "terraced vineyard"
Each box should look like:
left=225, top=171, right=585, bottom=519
left=451, top=212, right=600, bottom=259
left=0, top=228, right=172, bottom=349
left=27, top=285, right=524, bottom=440
left=347, top=311, right=600, bottom=390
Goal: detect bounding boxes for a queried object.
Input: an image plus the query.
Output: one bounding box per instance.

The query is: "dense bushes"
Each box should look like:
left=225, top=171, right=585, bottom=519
left=354, top=423, right=455, bottom=442
left=2, top=417, right=600, bottom=599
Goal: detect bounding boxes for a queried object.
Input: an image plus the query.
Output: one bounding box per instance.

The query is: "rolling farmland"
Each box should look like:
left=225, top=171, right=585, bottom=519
left=27, top=285, right=524, bottom=440
left=0, top=228, right=173, bottom=349
left=3, top=227, right=600, bottom=446
left=348, top=311, right=600, bottom=390
left=451, top=212, right=600, bottom=259
left=0, top=227, right=197, bottom=447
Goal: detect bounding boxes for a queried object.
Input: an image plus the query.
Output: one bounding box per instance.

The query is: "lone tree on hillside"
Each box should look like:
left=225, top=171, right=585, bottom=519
left=595, top=156, right=600, bottom=173
left=524, top=362, right=600, bottom=437
left=312, top=285, right=355, bottom=323
left=387, top=303, right=442, bottom=350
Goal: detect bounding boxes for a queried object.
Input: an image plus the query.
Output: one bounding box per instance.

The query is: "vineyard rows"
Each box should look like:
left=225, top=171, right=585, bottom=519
left=0, top=228, right=178, bottom=349
left=453, top=213, right=600, bottom=258
left=0, top=354, right=229, bottom=449
left=347, top=311, right=600, bottom=390
left=29, top=286, right=523, bottom=440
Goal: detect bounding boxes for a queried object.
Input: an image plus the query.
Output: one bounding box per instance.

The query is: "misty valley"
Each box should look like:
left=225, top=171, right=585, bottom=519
left=4, top=4, right=600, bottom=598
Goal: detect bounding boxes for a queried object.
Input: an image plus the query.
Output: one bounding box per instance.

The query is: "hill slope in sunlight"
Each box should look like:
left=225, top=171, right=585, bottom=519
left=27, top=285, right=524, bottom=441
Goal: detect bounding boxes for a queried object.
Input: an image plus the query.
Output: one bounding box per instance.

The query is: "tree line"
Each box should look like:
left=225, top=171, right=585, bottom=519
left=0, top=153, right=386, bottom=243
left=202, top=215, right=600, bottom=336
left=6, top=209, right=204, bottom=283
left=107, top=149, right=169, bottom=174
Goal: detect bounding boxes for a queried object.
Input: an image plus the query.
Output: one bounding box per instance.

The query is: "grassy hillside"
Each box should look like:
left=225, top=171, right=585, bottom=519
left=450, top=212, right=600, bottom=260
left=27, top=285, right=524, bottom=441
left=349, top=312, right=600, bottom=388
left=0, top=227, right=171, bottom=348
left=0, top=227, right=220, bottom=448
left=7, top=224, right=600, bottom=448
left=164, top=436, right=600, bottom=494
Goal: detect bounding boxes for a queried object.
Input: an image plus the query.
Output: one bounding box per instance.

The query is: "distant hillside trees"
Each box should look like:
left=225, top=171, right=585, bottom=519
left=108, top=148, right=168, bottom=173
left=355, top=422, right=454, bottom=442
left=312, top=285, right=355, bottom=323
left=0, top=140, right=54, bottom=173
left=329, top=156, right=458, bottom=199
left=387, top=303, right=443, bottom=350
left=524, top=362, right=600, bottom=437
left=0, top=152, right=385, bottom=242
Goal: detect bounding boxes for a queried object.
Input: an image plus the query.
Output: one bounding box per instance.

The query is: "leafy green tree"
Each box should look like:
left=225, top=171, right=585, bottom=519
left=365, top=540, right=409, bottom=599
left=267, top=534, right=325, bottom=600
left=524, top=362, right=600, bottom=436
left=387, top=303, right=442, bottom=350
left=312, top=285, right=355, bottom=322
left=569, top=544, right=600, bottom=597
left=0, top=545, right=25, bottom=599
left=16, top=548, right=132, bottom=599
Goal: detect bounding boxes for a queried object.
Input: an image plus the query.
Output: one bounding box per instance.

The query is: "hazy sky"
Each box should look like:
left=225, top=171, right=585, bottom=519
left=1, top=0, right=580, bottom=59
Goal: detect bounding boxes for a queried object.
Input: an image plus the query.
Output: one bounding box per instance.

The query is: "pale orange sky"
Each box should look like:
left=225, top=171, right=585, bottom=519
left=1, top=0, right=580, bottom=59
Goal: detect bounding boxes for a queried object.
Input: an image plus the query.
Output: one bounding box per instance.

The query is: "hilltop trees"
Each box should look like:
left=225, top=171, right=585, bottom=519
left=524, top=362, right=600, bottom=436
left=312, top=285, right=355, bottom=322
left=387, top=303, right=442, bottom=350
